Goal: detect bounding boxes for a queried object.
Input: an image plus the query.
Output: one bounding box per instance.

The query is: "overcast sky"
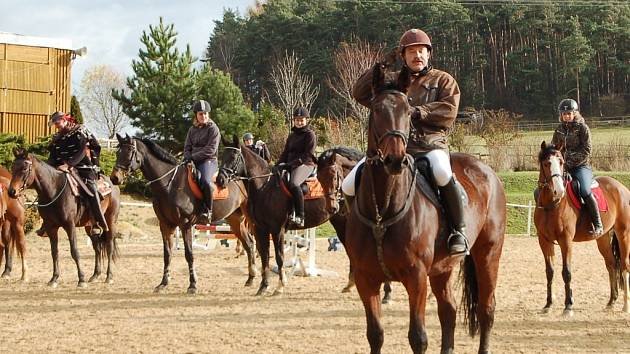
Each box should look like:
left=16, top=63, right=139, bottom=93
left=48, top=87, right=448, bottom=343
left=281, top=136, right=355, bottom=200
left=1, top=0, right=257, bottom=92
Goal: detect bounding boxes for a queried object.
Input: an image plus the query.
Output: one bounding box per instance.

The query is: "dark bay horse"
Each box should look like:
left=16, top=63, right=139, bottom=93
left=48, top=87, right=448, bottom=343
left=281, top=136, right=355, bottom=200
left=317, top=147, right=392, bottom=303
left=217, top=135, right=348, bottom=296
left=8, top=148, right=120, bottom=287
left=110, top=135, right=256, bottom=293
left=535, top=142, right=630, bottom=314
left=0, top=167, right=27, bottom=281
left=344, top=63, right=506, bottom=354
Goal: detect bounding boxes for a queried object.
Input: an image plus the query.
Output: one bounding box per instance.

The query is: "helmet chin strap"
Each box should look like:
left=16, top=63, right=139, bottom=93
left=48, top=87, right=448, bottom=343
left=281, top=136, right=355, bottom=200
left=405, top=63, right=433, bottom=77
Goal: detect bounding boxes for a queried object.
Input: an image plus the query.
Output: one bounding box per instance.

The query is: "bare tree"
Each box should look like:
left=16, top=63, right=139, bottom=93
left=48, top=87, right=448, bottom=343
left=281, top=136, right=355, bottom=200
left=327, top=39, right=384, bottom=147
left=266, top=50, right=320, bottom=122
left=80, top=65, right=130, bottom=138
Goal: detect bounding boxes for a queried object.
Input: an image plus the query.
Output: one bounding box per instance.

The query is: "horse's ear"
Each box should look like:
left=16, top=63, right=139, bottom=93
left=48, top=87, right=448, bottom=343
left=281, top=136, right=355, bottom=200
left=12, top=146, right=27, bottom=158
left=232, top=134, right=239, bottom=146
left=116, top=133, right=123, bottom=142
left=331, top=152, right=338, bottom=164
left=221, top=136, right=229, bottom=147
left=371, top=62, right=386, bottom=95
left=397, top=66, right=411, bottom=94
left=541, top=141, right=547, bottom=150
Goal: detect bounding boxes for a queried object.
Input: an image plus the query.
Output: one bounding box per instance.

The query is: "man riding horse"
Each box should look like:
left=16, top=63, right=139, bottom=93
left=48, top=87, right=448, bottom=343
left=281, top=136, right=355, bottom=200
left=45, top=111, right=107, bottom=236
left=342, top=28, right=467, bottom=256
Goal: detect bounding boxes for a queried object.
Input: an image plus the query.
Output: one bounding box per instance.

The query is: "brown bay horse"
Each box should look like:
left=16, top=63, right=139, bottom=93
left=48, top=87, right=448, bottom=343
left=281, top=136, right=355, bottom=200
left=217, top=135, right=348, bottom=296
left=344, top=63, right=506, bottom=354
left=0, top=166, right=28, bottom=281
left=8, top=148, right=120, bottom=287
left=110, top=135, right=256, bottom=293
left=317, top=147, right=392, bottom=303
left=535, top=141, right=630, bottom=314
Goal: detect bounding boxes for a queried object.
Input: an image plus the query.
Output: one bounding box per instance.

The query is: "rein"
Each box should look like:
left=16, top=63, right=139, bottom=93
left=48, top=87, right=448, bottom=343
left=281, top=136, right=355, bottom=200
left=354, top=159, right=417, bottom=280
left=536, top=163, right=565, bottom=211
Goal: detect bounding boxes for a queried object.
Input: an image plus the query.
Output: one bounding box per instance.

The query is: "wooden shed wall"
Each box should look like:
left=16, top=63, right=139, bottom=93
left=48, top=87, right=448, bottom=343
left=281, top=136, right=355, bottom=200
left=0, top=43, right=72, bottom=142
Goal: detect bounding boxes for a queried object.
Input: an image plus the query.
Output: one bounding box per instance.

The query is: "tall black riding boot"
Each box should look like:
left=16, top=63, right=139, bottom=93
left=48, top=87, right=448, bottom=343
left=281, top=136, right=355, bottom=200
left=289, top=185, right=305, bottom=227
left=439, top=177, right=468, bottom=256
left=200, top=184, right=214, bottom=225
left=87, top=181, right=108, bottom=235
left=584, top=193, right=604, bottom=236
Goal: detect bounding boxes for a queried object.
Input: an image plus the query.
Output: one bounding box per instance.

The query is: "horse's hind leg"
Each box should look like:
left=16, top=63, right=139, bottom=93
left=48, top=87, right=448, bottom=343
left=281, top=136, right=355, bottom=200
left=355, top=272, right=385, bottom=354
left=538, top=235, right=556, bottom=313
left=227, top=214, right=257, bottom=287
left=429, top=272, right=456, bottom=354
left=47, top=228, right=61, bottom=287
left=1, top=222, right=12, bottom=279
left=254, top=225, right=271, bottom=296
left=381, top=282, right=392, bottom=304
left=181, top=226, right=198, bottom=294
left=614, top=225, right=630, bottom=313
left=596, top=233, right=618, bottom=308
left=87, top=226, right=103, bottom=282
left=271, top=229, right=287, bottom=296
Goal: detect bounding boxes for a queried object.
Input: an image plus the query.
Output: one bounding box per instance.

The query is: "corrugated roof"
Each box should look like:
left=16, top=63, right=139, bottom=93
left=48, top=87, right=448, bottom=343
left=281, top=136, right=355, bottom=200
left=0, top=32, right=73, bottom=50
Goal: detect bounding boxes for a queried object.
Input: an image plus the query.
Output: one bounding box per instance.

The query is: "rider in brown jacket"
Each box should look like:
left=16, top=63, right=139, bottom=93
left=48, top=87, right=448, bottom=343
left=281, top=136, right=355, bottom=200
left=343, top=28, right=467, bottom=256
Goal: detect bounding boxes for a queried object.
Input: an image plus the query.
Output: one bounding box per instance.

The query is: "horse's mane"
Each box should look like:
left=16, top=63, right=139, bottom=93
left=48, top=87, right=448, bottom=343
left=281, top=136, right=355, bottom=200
left=318, top=146, right=364, bottom=169
left=140, top=138, right=179, bottom=165
left=538, top=144, right=559, bottom=163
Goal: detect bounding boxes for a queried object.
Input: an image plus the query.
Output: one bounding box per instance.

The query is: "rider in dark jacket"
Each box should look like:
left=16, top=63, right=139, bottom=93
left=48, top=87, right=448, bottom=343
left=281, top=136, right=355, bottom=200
left=551, top=98, right=602, bottom=236
left=183, top=100, right=221, bottom=224
left=47, top=111, right=107, bottom=235
left=277, top=107, right=317, bottom=227
left=243, top=132, right=271, bottom=163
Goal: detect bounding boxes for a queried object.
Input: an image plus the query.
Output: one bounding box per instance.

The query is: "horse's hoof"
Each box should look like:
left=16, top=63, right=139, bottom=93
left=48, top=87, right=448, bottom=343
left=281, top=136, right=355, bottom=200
left=187, top=287, right=197, bottom=295
left=272, top=288, right=284, bottom=296
left=540, top=307, right=551, bottom=314
left=154, top=285, right=166, bottom=293
left=341, top=286, right=352, bottom=293
left=381, top=298, right=391, bottom=305
left=562, top=309, right=574, bottom=317
left=88, top=275, right=100, bottom=283
left=20, top=277, right=29, bottom=283
left=244, top=277, right=254, bottom=287
left=105, top=278, right=114, bottom=285
left=255, top=287, right=268, bottom=297
left=77, top=281, right=87, bottom=288
left=1, top=274, right=10, bottom=280
left=623, top=305, right=629, bottom=313
left=48, top=281, right=58, bottom=288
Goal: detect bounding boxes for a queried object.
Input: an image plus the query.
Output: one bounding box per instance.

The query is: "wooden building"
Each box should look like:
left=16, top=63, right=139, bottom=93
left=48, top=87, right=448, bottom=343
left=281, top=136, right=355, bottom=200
left=0, top=32, right=76, bottom=143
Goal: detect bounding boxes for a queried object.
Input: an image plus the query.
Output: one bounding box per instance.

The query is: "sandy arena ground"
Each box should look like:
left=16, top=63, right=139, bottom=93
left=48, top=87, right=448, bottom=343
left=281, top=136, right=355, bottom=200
left=1, top=200, right=629, bottom=353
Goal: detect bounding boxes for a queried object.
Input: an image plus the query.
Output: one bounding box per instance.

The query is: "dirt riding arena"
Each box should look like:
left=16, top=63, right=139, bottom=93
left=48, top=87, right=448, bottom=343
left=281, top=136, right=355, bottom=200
left=1, top=200, right=629, bottom=353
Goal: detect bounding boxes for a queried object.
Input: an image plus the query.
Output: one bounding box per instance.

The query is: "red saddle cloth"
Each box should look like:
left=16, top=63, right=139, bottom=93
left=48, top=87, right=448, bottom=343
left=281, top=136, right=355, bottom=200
left=566, top=181, right=608, bottom=212
left=281, top=177, right=325, bottom=200
left=186, top=165, right=229, bottom=201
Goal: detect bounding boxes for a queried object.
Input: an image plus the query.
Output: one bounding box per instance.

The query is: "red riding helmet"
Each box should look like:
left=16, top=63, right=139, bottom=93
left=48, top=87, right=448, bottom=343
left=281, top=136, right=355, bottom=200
left=398, top=29, right=432, bottom=53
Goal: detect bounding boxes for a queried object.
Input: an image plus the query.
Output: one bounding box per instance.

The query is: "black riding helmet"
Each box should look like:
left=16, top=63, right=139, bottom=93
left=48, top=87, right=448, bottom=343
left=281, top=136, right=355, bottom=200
left=293, top=106, right=309, bottom=118
left=192, top=100, right=211, bottom=113
left=558, top=99, right=578, bottom=113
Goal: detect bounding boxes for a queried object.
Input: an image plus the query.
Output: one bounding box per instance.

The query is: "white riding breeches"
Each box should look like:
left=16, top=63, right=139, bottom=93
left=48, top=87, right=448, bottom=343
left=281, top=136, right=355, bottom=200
left=341, top=150, right=453, bottom=197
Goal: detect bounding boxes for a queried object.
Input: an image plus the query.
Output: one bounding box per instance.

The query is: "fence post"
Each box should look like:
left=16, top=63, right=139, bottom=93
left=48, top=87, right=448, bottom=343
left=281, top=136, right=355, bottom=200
left=527, top=200, right=533, bottom=237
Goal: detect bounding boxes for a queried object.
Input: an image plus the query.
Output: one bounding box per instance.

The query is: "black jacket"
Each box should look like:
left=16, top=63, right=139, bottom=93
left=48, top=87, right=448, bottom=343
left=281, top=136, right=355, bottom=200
left=278, top=125, right=317, bottom=168
left=48, top=125, right=101, bottom=168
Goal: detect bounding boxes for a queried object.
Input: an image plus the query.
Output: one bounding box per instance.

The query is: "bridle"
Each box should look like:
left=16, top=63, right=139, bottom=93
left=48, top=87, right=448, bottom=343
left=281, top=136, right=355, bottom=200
left=537, top=155, right=566, bottom=211
left=14, top=158, right=33, bottom=196
left=322, top=163, right=344, bottom=208
left=366, top=89, right=410, bottom=164
left=114, top=139, right=141, bottom=173
left=219, top=146, right=272, bottom=183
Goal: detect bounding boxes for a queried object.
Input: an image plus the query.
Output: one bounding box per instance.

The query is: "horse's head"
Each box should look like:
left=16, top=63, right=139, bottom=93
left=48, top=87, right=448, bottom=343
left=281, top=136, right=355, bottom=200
left=368, top=62, right=412, bottom=175
left=217, top=135, right=246, bottom=188
left=538, top=141, right=566, bottom=201
left=317, top=152, right=344, bottom=214
left=111, top=133, right=141, bottom=185
left=8, top=147, right=35, bottom=198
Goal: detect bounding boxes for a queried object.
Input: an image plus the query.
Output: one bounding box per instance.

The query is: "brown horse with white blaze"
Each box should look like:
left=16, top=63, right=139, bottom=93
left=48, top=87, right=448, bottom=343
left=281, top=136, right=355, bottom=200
left=535, top=141, right=630, bottom=315
left=344, top=62, right=506, bottom=354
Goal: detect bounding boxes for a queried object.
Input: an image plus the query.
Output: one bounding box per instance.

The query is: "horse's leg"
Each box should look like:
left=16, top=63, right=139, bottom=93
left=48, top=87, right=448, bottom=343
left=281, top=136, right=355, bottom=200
left=13, top=222, right=28, bottom=282
left=558, top=239, right=574, bottom=316
left=254, top=225, right=270, bottom=296
left=87, top=226, right=103, bottom=282
left=226, top=214, right=256, bottom=287
left=595, top=233, right=618, bottom=309
left=355, top=272, right=385, bottom=354
left=615, top=225, right=630, bottom=313
left=0, top=222, right=11, bottom=279
left=104, top=226, right=117, bottom=284
left=47, top=228, right=61, bottom=287
left=403, top=270, right=429, bottom=354
left=382, top=282, right=393, bottom=304
left=65, top=225, right=86, bottom=287
left=429, top=272, right=455, bottom=354
left=538, top=235, right=556, bottom=313
left=155, top=221, right=175, bottom=293
left=271, top=229, right=287, bottom=296
left=181, top=226, right=198, bottom=294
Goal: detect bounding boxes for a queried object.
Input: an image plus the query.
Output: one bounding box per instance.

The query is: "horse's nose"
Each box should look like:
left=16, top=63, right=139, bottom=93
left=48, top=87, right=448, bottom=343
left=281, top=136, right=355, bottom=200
left=331, top=204, right=340, bottom=215
left=7, top=187, right=17, bottom=199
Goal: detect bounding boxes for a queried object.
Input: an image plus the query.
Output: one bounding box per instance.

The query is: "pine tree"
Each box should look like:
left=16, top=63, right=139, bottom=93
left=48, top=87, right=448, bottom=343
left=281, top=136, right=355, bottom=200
left=196, top=65, right=255, bottom=140
left=112, top=17, right=196, bottom=152
left=560, top=15, right=594, bottom=106
left=70, top=95, right=84, bottom=124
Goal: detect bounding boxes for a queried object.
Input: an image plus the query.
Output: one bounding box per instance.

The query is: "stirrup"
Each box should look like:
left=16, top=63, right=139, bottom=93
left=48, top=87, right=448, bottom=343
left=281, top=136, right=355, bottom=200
left=447, top=231, right=469, bottom=256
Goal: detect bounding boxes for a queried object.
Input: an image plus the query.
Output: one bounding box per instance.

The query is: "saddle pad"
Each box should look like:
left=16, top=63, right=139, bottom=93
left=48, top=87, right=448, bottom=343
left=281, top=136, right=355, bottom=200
left=566, top=181, right=608, bottom=212
left=97, top=176, right=112, bottom=197
left=280, top=178, right=325, bottom=200
left=186, top=165, right=229, bottom=201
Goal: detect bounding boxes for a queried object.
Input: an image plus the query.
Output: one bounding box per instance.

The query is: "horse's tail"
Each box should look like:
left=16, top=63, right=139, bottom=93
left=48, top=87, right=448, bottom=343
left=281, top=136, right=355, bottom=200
left=96, top=233, right=120, bottom=264
left=460, top=254, right=479, bottom=337
left=611, top=230, right=623, bottom=290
